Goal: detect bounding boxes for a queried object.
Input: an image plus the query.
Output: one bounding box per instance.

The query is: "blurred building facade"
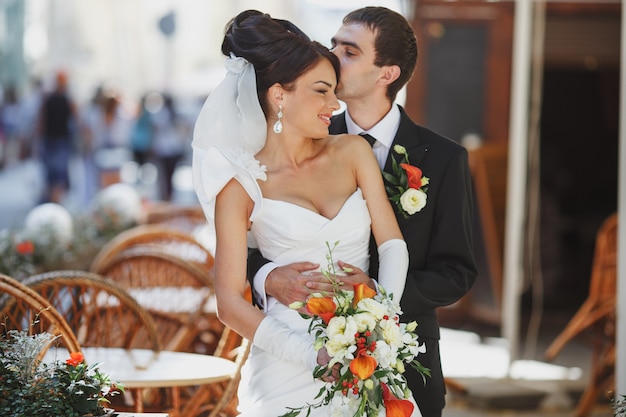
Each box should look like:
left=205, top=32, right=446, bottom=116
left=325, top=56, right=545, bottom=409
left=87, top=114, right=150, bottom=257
left=0, top=0, right=299, bottom=105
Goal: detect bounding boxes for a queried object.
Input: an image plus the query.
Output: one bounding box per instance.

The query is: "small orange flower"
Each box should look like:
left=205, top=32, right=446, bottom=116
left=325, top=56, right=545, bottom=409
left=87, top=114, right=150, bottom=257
left=349, top=348, right=377, bottom=380
left=400, top=163, right=423, bottom=190
left=306, top=296, right=336, bottom=325
left=66, top=352, right=84, bottom=366
left=15, top=241, right=34, bottom=255
left=381, top=382, right=414, bottom=417
left=353, top=283, right=376, bottom=307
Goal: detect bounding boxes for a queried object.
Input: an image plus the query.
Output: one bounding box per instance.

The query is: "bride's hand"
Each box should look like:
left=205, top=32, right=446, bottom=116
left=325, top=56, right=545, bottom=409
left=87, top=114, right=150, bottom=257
left=336, top=261, right=376, bottom=291
left=317, top=347, right=340, bottom=382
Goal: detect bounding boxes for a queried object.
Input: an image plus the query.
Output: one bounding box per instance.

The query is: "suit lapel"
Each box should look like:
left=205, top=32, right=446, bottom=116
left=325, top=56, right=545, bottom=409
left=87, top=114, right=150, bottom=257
left=383, top=107, right=429, bottom=173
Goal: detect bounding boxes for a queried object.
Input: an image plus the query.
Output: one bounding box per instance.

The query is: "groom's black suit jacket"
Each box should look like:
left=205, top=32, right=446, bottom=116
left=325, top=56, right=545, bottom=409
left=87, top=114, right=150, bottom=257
left=330, top=106, right=477, bottom=415
left=247, top=105, right=476, bottom=415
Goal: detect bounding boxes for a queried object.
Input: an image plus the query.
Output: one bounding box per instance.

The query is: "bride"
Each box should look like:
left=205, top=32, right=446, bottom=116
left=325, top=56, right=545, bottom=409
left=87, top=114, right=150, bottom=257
left=192, top=10, right=419, bottom=417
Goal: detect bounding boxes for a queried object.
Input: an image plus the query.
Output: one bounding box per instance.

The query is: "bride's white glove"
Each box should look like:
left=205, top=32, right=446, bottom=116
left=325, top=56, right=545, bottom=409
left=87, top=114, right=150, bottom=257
left=253, top=316, right=318, bottom=371
left=376, top=238, right=409, bottom=301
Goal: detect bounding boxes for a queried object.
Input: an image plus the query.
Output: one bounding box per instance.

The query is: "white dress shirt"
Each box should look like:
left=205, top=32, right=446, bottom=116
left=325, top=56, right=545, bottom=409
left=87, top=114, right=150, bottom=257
left=345, top=104, right=401, bottom=169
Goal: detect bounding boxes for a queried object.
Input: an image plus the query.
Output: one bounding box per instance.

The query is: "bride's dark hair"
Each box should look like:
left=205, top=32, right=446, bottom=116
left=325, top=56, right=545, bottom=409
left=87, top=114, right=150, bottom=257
left=222, top=10, right=340, bottom=116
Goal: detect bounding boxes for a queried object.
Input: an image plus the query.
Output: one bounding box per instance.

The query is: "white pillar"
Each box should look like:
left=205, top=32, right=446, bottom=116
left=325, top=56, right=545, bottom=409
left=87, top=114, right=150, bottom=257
left=502, top=0, right=533, bottom=365
left=616, top=0, right=626, bottom=397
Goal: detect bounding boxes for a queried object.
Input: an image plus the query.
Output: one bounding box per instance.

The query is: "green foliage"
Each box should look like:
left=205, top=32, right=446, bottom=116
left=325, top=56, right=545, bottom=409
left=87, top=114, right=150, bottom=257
left=0, top=330, right=123, bottom=417
left=614, top=395, right=626, bottom=417
left=0, top=209, right=137, bottom=280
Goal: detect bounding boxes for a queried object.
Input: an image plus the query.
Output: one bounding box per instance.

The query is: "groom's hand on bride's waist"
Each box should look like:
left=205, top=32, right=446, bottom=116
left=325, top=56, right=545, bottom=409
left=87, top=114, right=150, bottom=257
left=266, top=261, right=376, bottom=308
left=266, top=262, right=322, bottom=306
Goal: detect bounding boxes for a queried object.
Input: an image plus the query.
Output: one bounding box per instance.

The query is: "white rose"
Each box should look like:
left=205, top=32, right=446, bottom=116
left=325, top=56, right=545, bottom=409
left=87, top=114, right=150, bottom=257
left=380, top=319, right=404, bottom=348
left=326, top=316, right=358, bottom=357
left=353, top=312, right=377, bottom=333
left=399, top=188, right=427, bottom=215
left=357, top=298, right=387, bottom=320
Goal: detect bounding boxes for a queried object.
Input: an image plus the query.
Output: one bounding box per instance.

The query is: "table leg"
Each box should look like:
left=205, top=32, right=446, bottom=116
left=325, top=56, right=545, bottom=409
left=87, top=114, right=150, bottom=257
left=172, top=387, right=180, bottom=415
left=133, top=388, right=144, bottom=413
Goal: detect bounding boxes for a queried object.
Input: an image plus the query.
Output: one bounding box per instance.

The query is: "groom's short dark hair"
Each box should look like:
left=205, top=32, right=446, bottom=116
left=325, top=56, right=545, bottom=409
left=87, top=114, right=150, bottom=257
left=343, top=7, right=417, bottom=102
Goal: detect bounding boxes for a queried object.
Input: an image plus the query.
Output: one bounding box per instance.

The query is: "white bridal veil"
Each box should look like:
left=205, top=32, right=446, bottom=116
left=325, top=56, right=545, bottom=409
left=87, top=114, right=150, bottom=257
left=191, top=55, right=268, bottom=249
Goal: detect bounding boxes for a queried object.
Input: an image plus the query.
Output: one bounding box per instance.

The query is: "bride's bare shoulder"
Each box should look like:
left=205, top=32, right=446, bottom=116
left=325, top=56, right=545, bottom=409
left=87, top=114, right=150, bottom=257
left=325, top=133, right=371, bottom=154
left=326, top=133, right=367, bottom=146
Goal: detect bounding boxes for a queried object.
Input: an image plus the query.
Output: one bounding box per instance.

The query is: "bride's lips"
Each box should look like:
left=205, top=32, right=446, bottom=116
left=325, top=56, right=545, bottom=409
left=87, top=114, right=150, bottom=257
left=319, top=114, right=332, bottom=126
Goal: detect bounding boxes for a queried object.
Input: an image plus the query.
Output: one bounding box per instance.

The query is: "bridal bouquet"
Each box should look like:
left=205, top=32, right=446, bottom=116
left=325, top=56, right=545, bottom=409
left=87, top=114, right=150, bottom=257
left=283, top=242, right=429, bottom=417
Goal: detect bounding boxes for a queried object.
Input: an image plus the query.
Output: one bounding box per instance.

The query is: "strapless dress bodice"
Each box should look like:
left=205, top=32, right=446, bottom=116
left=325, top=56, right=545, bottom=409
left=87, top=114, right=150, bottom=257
left=249, top=188, right=371, bottom=274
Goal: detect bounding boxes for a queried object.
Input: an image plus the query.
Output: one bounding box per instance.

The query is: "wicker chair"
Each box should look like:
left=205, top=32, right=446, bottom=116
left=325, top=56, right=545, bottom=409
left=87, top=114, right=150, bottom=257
left=0, top=274, right=81, bottom=357
left=19, top=270, right=162, bottom=351
left=144, top=203, right=207, bottom=234
left=545, top=213, right=618, bottom=417
left=18, top=270, right=164, bottom=413
left=91, top=247, right=221, bottom=354
left=180, top=327, right=251, bottom=417
left=90, top=224, right=214, bottom=274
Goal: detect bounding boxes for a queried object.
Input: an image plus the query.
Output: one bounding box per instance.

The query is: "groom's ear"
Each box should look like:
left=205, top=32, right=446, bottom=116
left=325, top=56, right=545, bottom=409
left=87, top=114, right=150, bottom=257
left=378, top=65, right=401, bottom=86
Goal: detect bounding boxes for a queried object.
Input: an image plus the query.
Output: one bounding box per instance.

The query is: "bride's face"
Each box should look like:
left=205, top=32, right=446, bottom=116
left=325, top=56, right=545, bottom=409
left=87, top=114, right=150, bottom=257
left=282, top=59, right=340, bottom=139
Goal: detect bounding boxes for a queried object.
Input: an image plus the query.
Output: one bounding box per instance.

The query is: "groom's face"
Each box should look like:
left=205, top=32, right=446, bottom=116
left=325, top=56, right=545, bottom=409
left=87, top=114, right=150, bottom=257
left=330, top=23, right=383, bottom=104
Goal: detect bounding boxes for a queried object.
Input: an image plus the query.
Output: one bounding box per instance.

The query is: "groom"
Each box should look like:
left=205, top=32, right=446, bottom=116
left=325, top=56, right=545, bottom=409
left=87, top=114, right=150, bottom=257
left=248, top=7, right=476, bottom=417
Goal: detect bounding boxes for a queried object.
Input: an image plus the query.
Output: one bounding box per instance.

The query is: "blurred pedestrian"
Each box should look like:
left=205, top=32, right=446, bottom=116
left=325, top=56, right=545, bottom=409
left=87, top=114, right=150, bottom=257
left=84, top=88, right=132, bottom=187
left=79, top=84, right=107, bottom=203
left=0, top=85, right=22, bottom=168
left=150, top=92, right=184, bottom=201
left=37, top=71, right=77, bottom=203
left=17, top=77, right=45, bottom=161
left=129, top=93, right=154, bottom=166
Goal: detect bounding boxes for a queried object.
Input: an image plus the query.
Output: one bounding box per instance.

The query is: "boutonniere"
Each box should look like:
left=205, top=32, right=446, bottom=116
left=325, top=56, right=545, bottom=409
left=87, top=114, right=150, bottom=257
left=382, top=145, right=429, bottom=218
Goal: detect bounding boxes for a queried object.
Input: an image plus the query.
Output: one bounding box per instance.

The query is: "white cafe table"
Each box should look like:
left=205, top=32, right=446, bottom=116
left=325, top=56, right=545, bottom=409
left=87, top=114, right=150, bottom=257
left=45, top=347, right=237, bottom=414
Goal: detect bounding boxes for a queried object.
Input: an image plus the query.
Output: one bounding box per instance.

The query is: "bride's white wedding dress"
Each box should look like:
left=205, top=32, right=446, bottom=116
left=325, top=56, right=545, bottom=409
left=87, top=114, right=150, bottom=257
left=191, top=55, right=419, bottom=417
left=237, top=188, right=421, bottom=417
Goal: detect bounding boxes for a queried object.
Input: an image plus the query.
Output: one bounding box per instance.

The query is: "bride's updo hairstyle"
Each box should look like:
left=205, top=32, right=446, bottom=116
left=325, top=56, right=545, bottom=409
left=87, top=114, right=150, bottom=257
left=221, top=10, right=340, bottom=116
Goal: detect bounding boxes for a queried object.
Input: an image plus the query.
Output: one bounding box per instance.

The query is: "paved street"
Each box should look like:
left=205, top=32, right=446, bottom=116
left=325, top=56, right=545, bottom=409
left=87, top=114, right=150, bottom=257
left=0, top=158, right=45, bottom=229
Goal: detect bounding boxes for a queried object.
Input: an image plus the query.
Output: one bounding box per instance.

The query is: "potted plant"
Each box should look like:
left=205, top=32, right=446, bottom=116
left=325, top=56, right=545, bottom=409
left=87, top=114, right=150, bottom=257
left=0, top=330, right=124, bottom=417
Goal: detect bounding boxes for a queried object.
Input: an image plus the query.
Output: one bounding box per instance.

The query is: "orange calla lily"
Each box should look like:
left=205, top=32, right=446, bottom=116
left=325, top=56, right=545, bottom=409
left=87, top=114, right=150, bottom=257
left=349, top=348, right=377, bottom=380
left=381, top=383, right=414, bottom=417
left=353, top=283, right=376, bottom=307
left=400, top=163, right=423, bottom=190
left=306, top=296, right=336, bottom=324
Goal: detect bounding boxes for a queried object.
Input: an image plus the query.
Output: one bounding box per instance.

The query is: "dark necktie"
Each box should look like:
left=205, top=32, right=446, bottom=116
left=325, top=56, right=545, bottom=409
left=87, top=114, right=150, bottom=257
left=360, top=133, right=377, bottom=148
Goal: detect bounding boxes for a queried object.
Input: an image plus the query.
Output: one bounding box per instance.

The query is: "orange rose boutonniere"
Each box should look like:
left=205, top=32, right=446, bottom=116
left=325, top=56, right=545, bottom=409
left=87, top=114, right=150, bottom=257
left=382, top=145, right=429, bottom=218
